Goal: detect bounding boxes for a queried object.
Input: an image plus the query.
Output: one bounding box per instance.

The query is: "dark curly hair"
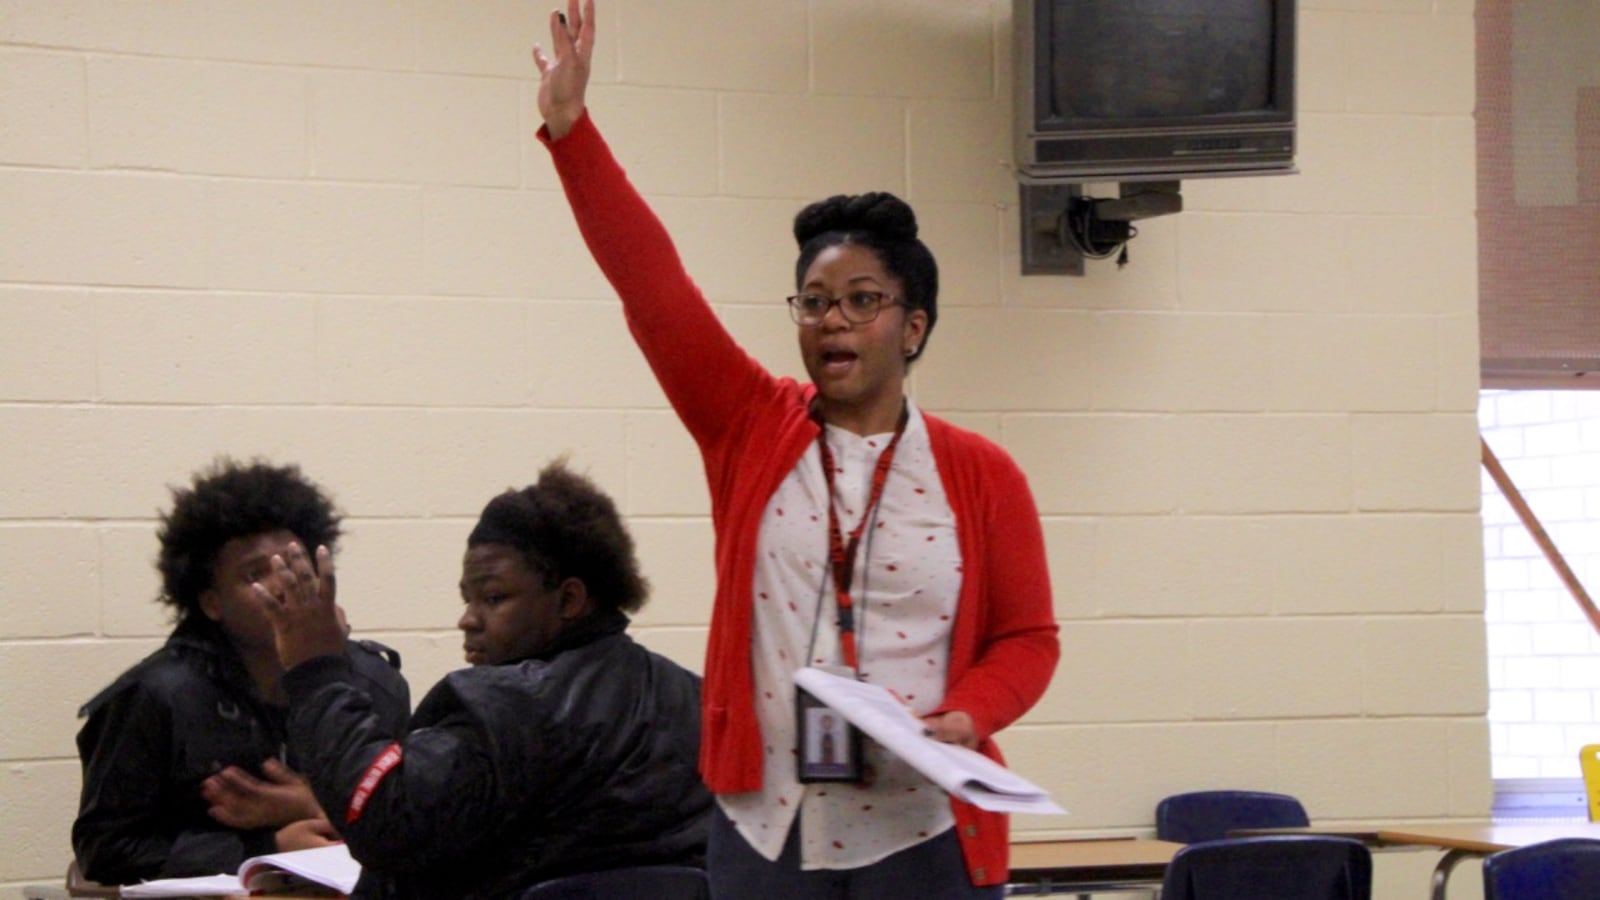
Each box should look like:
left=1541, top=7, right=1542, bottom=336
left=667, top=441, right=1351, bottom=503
left=466, top=459, right=649, bottom=614
left=793, top=191, right=939, bottom=363
left=157, top=458, right=342, bottom=624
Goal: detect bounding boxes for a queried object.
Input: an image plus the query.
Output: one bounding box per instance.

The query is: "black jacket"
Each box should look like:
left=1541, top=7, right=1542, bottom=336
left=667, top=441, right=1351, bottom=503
left=72, top=617, right=410, bottom=885
left=283, top=609, right=712, bottom=900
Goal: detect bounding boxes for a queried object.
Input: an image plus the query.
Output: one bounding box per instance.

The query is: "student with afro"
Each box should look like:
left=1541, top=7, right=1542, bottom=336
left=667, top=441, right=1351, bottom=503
left=73, top=458, right=411, bottom=885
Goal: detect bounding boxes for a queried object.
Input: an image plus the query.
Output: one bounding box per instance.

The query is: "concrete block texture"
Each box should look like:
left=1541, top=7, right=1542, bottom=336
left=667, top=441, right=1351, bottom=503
left=0, top=288, right=96, bottom=401
left=309, top=69, right=521, bottom=187
left=0, top=49, right=86, bottom=166
left=0, top=0, right=1491, bottom=886
left=0, top=526, right=100, bottom=639
left=201, top=0, right=415, bottom=69
left=573, top=87, right=720, bottom=197
left=0, top=170, right=209, bottom=287
left=2, top=760, right=84, bottom=883
left=615, top=0, right=807, bottom=94
left=96, top=291, right=320, bottom=404
left=719, top=92, right=907, bottom=199
left=317, top=295, right=530, bottom=407
left=0, top=0, right=209, bottom=57
left=88, top=56, right=306, bottom=178
left=206, top=180, right=424, bottom=294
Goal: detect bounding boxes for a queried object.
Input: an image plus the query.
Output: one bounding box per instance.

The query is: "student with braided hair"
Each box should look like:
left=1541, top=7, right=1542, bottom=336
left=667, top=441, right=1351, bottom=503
left=531, top=3, right=1059, bottom=897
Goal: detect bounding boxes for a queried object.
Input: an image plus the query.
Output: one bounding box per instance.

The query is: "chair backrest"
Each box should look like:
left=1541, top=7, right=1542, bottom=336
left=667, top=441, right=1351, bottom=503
left=1160, top=836, right=1372, bottom=900
left=1579, top=744, right=1600, bottom=822
left=1155, top=789, right=1311, bottom=843
left=1484, top=837, right=1600, bottom=900
left=519, top=865, right=709, bottom=900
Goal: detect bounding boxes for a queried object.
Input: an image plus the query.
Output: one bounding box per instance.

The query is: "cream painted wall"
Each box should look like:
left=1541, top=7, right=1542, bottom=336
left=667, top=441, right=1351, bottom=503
left=0, top=0, right=1485, bottom=896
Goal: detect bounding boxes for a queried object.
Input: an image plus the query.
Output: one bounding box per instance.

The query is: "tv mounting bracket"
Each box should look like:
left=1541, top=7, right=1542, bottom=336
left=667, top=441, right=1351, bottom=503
left=1019, top=180, right=1183, bottom=276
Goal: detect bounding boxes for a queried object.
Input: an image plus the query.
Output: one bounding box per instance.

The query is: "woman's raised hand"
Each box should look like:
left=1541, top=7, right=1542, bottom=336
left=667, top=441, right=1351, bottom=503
left=533, top=0, right=595, bottom=140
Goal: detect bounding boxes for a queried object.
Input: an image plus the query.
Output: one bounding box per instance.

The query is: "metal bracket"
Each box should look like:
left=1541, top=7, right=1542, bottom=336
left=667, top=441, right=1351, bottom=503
left=1019, top=182, right=1085, bottom=276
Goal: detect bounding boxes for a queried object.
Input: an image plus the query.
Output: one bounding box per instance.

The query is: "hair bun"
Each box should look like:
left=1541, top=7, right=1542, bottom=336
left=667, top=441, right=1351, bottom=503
left=793, top=192, right=918, bottom=247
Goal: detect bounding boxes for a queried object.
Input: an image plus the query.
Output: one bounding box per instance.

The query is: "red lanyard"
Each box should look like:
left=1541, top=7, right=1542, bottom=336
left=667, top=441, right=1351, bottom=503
left=815, top=405, right=909, bottom=671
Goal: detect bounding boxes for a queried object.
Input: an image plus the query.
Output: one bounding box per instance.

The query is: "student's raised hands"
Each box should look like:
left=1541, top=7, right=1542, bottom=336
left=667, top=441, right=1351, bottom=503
left=256, top=542, right=346, bottom=670
left=533, top=0, right=595, bottom=140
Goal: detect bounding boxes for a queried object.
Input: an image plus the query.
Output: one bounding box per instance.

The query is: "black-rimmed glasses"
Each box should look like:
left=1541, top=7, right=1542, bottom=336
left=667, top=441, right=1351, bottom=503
left=786, top=291, right=903, bottom=326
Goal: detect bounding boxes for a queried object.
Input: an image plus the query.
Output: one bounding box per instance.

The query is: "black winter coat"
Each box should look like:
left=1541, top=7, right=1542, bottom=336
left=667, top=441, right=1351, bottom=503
left=72, top=617, right=411, bottom=885
left=282, top=609, right=712, bottom=900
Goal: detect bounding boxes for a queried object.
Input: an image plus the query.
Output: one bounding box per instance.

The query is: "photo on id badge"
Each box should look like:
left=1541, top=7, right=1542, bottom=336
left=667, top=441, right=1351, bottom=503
left=796, top=686, right=863, bottom=783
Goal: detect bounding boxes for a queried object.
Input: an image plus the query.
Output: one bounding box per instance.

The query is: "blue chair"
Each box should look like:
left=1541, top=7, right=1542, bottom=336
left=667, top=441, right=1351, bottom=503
left=1155, top=790, right=1310, bottom=844
left=1159, top=836, right=1371, bottom=900
left=1483, top=837, right=1600, bottom=899
left=519, top=865, right=708, bottom=900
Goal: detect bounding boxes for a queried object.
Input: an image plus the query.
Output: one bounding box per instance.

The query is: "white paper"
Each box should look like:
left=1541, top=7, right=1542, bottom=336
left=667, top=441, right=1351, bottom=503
left=793, top=666, right=1067, bottom=815
left=242, top=843, right=361, bottom=893
left=120, top=874, right=244, bottom=897
left=118, top=843, right=360, bottom=897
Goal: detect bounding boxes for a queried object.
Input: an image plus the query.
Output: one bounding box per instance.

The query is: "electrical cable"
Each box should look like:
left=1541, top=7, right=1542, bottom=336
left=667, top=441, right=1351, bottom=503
left=1063, top=195, right=1137, bottom=262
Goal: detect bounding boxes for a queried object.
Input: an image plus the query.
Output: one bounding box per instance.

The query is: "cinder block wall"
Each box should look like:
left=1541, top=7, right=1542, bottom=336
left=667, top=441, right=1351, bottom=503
left=0, top=1, right=1484, bottom=897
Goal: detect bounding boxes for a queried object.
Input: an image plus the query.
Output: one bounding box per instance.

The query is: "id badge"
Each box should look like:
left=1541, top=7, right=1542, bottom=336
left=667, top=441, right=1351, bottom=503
left=795, top=668, right=865, bottom=784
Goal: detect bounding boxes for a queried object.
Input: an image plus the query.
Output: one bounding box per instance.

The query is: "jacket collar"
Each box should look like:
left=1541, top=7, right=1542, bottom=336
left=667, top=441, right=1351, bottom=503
left=527, top=606, right=630, bottom=663
left=167, top=616, right=275, bottom=704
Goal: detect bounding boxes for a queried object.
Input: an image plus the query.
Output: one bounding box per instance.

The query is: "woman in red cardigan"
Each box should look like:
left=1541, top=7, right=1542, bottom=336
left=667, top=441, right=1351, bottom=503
left=535, top=3, right=1060, bottom=896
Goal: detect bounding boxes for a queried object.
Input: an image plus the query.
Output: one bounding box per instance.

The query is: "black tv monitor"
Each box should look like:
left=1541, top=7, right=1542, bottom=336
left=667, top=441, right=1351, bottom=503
left=1015, top=0, right=1296, bottom=183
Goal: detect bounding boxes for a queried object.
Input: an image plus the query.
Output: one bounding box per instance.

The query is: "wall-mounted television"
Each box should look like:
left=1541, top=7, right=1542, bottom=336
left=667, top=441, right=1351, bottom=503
left=1015, top=0, right=1297, bottom=184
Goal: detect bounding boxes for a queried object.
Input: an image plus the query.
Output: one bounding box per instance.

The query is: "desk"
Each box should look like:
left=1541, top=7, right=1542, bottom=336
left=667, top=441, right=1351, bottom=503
left=1374, top=822, right=1600, bottom=900
left=1229, top=825, right=1387, bottom=844
left=1007, top=838, right=1182, bottom=896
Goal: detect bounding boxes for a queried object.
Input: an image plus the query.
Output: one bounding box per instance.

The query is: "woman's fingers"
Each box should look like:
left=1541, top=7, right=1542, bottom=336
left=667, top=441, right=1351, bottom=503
left=922, top=710, right=979, bottom=749
left=533, top=0, right=595, bottom=139
left=545, top=2, right=576, bottom=60
left=573, top=0, right=595, bottom=59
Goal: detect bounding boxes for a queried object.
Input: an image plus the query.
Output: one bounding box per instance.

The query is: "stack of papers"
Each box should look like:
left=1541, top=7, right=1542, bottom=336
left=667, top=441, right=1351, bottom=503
left=793, top=667, right=1066, bottom=815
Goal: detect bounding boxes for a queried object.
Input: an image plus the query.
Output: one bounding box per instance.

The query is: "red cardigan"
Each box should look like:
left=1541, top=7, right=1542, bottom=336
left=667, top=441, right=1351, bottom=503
left=543, top=113, right=1060, bottom=886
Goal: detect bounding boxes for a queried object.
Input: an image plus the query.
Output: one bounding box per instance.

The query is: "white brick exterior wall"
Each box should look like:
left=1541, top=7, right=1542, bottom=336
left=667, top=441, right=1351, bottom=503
left=1482, top=390, right=1600, bottom=779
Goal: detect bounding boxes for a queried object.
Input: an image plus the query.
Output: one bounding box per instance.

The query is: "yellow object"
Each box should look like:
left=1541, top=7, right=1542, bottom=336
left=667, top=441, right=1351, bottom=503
left=1580, top=744, right=1600, bottom=822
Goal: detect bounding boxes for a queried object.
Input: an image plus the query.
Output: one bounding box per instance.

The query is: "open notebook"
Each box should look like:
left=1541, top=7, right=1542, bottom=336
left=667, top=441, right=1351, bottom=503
left=793, top=666, right=1066, bottom=815
left=119, top=843, right=360, bottom=898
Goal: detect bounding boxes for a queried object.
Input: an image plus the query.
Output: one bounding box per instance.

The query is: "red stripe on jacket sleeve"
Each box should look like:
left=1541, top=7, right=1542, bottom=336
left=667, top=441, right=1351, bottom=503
left=345, top=742, right=402, bottom=825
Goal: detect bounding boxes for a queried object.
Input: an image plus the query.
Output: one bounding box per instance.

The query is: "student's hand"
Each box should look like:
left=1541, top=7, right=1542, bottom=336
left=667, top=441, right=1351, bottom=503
left=533, top=0, right=595, bottom=140
left=922, top=710, right=979, bottom=750
left=203, top=759, right=324, bottom=829
left=275, top=816, right=341, bottom=852
left=257, top=542, right=347, bottom=670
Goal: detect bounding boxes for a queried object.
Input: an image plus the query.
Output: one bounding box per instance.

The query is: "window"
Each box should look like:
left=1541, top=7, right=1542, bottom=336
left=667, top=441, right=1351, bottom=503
left=1477, top=1, right=1600, bottom=818
left=1482, top=390, right=1600, bottom=779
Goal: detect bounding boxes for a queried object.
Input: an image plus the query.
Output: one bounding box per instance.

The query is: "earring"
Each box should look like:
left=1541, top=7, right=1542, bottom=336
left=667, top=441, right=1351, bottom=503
left=905, top=346, right=918, bottom=357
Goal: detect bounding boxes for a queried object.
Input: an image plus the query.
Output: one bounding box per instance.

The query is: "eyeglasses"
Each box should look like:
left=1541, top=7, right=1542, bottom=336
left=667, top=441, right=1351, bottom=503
left=786, top=291, right=903, bottom=326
